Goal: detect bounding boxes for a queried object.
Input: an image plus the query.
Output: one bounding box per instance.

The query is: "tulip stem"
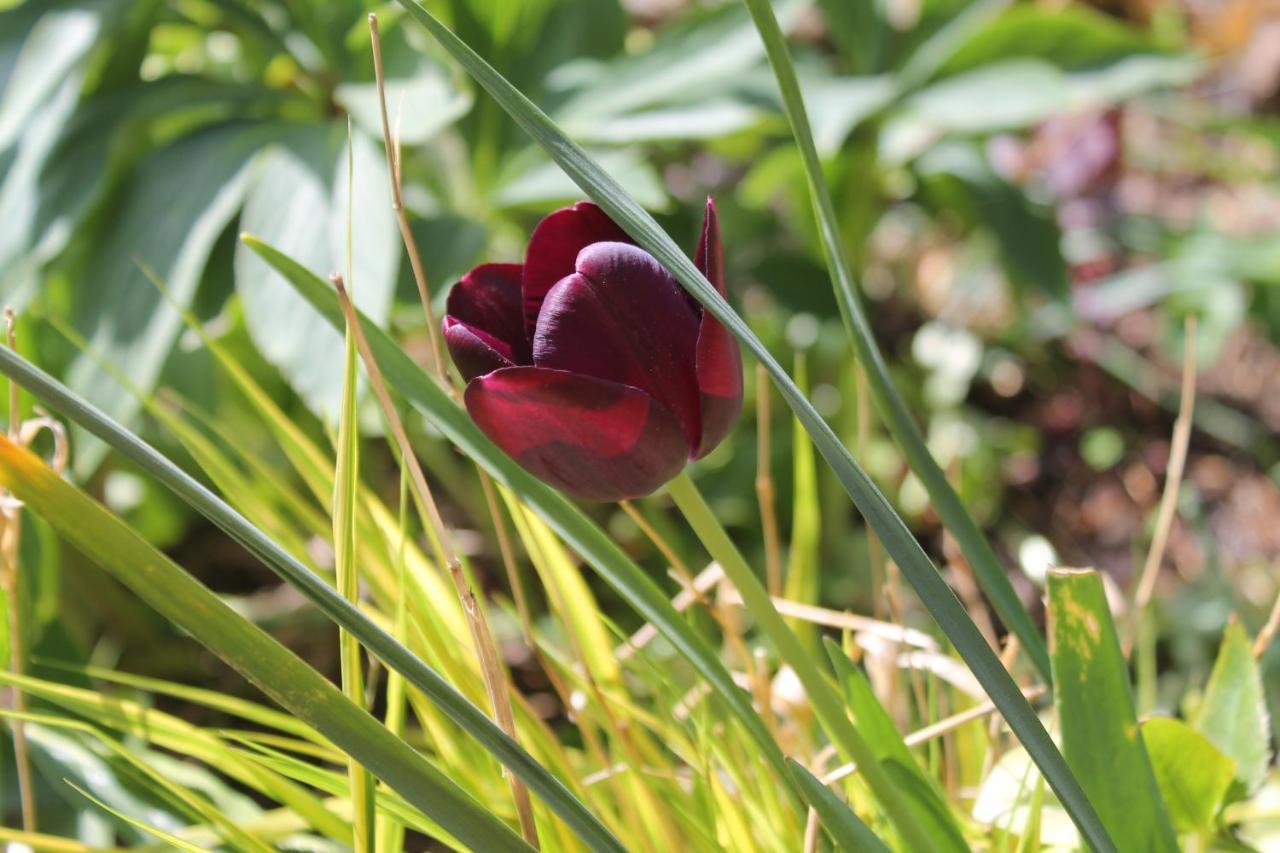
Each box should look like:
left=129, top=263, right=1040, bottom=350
left=665, top=470, right=950, bottom=853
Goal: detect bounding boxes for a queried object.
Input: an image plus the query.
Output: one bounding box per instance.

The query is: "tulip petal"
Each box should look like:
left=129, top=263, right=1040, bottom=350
left=533, top=242, right=703, bottom=449
left=445, top=263, right=530, bottom=364
left=442, top=317, right=515, bottom=381
left=465, top=366, right=689, bottom=501
left=692, top=197, right=743, bottom=456
left=522, top=201, right=632, bottom=335
left=695, top=196, right=725, bottom=296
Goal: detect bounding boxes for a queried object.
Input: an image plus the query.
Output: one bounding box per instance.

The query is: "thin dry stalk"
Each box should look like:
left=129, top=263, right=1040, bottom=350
left=1132, top=316, right=1198, bottom=639
left=981, top=635, right=1022, bottom=780
left=618, top=499, right=699, bottom=590
left=615, top=563, right=722, bottom=661
left=754, top=363, right=783, bottom=595
left=1255, top=584, right=1280, bottom=661
left=1, top=307, right=35, bottom=832
left=333, top=277, right=538, bottom=847
left=944, top=532, right=998, bottom=650
left=715, top=589, right=938, bottom=651
left=369, top=14, right=446, bottom=380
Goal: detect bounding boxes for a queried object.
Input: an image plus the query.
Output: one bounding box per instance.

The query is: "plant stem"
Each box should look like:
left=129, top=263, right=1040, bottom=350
left=665, top=470, right=957, bottom=853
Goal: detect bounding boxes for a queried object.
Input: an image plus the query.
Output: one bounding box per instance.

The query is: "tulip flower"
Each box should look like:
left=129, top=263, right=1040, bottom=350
left=442, top=199, right=742, bottom=501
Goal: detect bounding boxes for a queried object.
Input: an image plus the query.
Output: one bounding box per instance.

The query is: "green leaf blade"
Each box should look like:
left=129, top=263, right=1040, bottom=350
left=1048, top=568, right=1178, bottom=853
left=1194, top=621, right=1271, bottom=796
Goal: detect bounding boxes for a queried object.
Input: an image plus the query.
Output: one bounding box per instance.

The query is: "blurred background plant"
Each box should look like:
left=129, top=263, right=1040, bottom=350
left=0, top=0, right=1277, bottom=849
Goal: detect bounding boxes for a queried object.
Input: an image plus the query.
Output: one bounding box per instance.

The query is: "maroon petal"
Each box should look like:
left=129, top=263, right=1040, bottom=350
left=695, top=196, right=725, bottom=296
left=443, top=317, right=515, bottom=381
left=465, top=366, right=689, bottom=501
left=522, top=201, right=632, bottom=336
left=691, top=197, right=743, bottom=456
left=446, top=263, right=530, bottom=364
left=533, top=242, right=702, bottom=450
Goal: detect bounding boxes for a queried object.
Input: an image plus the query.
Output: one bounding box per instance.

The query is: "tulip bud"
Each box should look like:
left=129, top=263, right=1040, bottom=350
left=442, top=199, right=742, bottom=501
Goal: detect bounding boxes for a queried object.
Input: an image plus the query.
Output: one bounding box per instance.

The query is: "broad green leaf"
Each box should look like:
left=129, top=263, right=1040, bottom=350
left=567, top=100, right=764, bottom=145
left=937, top=5, right=1166, bottom=75
left=915, top=141, right=1067, bottom=301
left=901, top=60, right=1068, bottom=137
left=0, top=436, right=531, bottom=851
left=390, top=1, right=1102, bottom=845
left=234, top=124, right=396, bottom=419
left=825, top=639, right=969, bottom=850
left=1194, top=621, right=1271, bottom=796
left=336, top=60, right=472, bottom=144
left=806, top=75, right=896, bottom=156
left=67, top=121, right=268, bottom=477
left=1048, top=568, right=1178, bottom=853
left=788, top=759, right=891, bottom=852
left=492, top=148, right=669, bottom=212
left=814, top=0, right=886, bottom=74
left=241, top=235, right=800, bottom=809
left=0, top=72, right=82, bottom=309
left=0, top=347, right=623, bottom=852
left=1142, top=716, right=1236, bottom=834
left=0, top=0, right=118, bottom=149
left=551, top=1, right=791, bottom=126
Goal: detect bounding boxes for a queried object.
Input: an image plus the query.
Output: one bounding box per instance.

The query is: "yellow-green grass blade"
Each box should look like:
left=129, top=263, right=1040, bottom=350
left=0, top=436, right=531, bottom=851
left=335, top=223, right=375, bottom=850
left=242, top=235, right=801, bottom=808
left=738, top=0, right=1050, bottom=688
left=0, top=346, right=622, bottom=853
left=68, top=781, right=208, bottom=853
left=1047, top=568, right=1177, bottom=852
left=0, top=827, right=106, bottom=852
left=34, top=660, right=333, bottom=749
left=788, top=759, right=892, bottom=852
left=381, top=2, right=1105, bottom=846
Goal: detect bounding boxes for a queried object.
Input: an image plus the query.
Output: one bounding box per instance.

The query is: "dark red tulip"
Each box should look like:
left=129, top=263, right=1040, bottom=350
left=442, top=199, right=742, bottom=501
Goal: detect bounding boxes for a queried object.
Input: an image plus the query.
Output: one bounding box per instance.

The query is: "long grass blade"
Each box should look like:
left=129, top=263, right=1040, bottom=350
left=334, top=280, right=375, bottom=850
left=739, top=0, right=1050, bottom=689
left=383, top=3, right=1110, bottom=848
left=0, top=346, right=622, bottom=853
left=0, top=437, right=530, bottom=851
